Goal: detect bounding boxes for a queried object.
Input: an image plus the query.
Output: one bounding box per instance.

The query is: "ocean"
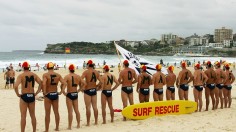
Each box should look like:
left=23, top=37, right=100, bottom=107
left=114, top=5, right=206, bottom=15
left=0, top=51, right=235, bottom=71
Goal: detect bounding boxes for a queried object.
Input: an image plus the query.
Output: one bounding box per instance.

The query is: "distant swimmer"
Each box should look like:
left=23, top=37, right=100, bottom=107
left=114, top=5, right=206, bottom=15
left=118, top=60, right=137, bottom=121
left=152, top=64, right=166, bottom=101
left=176, top=61, right=193, bottom=100
left=100, top=65, right=119, bottom=124
left=14, top=62, right=42, bottom=132
left=193, top=63, right=208, bottom=112
left=81, top=60, right=103, bottom=126
left=136, top=65, right=152, bottom=103
left=166, top=66, right=176, bottom=100
left=9, top=66, right=15, bottom=88
left=63, top=64, right=86, bottom=129
left=42, top=62, right=66, bottom=132
left=4, top=67, right=10, bottom=89
left=204, top=61, right=217, bottom=111
left=223, top=63, right=235, bottom=108
left=214, top=61, right=226, bottom=109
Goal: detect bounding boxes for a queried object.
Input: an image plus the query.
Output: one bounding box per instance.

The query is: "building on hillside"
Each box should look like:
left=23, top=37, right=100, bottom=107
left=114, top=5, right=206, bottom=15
left=171, top=45, right=210, bottom=54
left=233, top=34, right=236, bottom=41
left=223, top=40, right=233, bottom=47
left=161, top=33, right=177, bottom=44
left=188, top=33, right=209, bottom=46
left=208, top=43, right=224, bottom=48
left=214, top=27, right=233, bottom=43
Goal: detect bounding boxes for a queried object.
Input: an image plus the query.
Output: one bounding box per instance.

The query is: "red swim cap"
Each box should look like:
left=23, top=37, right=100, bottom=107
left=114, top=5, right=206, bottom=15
left=214, top=61, right=220, bottom=66
left=168, top=65, right=174, bottom=71
left=156, top=64, right=162, bottom=70
left=224, top=63, right=230, bottom=69
left=140, top=65, right=147, bottom=71
left=123, top=60, right=129, bottom=65
left=103, top=65, right=109, bottom=70
left=181, top=61, right=187, bottom=67
left=87, top=60, right=93, bottom=65
left=194, top=63, right=201, bottom=69
left=22, top=61, right=30, bottom=68
left=47, top=62, right=54, bottom=69
left=68, top=64, right=75, bottom=70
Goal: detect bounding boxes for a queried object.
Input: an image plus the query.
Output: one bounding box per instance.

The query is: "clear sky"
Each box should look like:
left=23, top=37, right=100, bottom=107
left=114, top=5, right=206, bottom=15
left=0, top=0, right=235, bottom=51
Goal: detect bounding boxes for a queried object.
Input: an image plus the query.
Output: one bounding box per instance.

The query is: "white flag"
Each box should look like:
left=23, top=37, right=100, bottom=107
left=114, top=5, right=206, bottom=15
left=115, top=43, right=168, bottom=75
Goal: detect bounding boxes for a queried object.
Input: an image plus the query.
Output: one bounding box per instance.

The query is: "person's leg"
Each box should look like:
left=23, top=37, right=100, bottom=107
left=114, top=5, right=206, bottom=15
left=153, top=91, right=159, bottom=101
left=101, top=93, right=107, bottom=124
left=205, top=87, right=210, bottom=111
left=84, top=94, right=92, bottom=126
left=193, top=88, right=199, bottom=112
left=178, top=88, right=184, bottom=100
left=145, top=94, right=150, bottom=102
left=52, top=99, right=60, bottom=131
left=128, top=92, right=134, bottom=105
left=91, top=95, right=98, bottom=125
left=228, top=90, right=232, bottom=108
left=159, top=94, right=163, bottom=101
left=44, top=98, right=52, bottom=132
left=199, top=91, right=203, bottom=112
left=184, top=90, right=189, bottom=100
left=219, top=89, right=224, bottom=109
left=210, top=89, right=216, bottom=110
left=166, top=89, right=171, bottom=100
left=139, top=93, right=145, bottom=103
left=121, top=91, right=128, bottom=121
left=72, top=99, right=80, bottom=128
left=107, top=96, right=114, bottom=123
left=20, top=99, right=28, bottom=132
left=223, top=88, right=228, bottom=108
left=28, top=102, right=36, bottom=132
left=66, top=98, right=73, bottom=130
left=215, top=88, right=219, bottom=109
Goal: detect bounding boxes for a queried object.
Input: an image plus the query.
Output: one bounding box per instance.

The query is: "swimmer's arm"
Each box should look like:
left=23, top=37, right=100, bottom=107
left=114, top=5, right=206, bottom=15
left=112, top=76, right=120, bottom=91
left=96, top=76, right=104, bottom=91
left=223, top=72, right=227, bottom=84
left=3, top=72, right=6, bottom=80
left=231, top=73, right=235, bottom=84
left=81, top=71, right=86, bottom=80
left=187, top=72, right=193, bottom=84
left=150, top=76, right=153, bottom=85
left=42, top=75, right=47, bottom=96
left=132, top=71, right=138, bottom=84
left=35, top=75, right=42, bottom=96
left=78, top=77, right=86, bottom=92
left=176, top=72, right=181, bottom=86
left=62, top=76, right=68, bottom=95
left=163, top=75, right=166, bottom=85
left=203, top=73, right=208, bottom=84
left=14, top=75, right=21, bottom=97
left=136, top=75, right=142, bottom=92
left=118, top=72, right=122, bottom=84
left=59, top=75, right=66, bottom=95
left=151, top=74, right=156, bottom=85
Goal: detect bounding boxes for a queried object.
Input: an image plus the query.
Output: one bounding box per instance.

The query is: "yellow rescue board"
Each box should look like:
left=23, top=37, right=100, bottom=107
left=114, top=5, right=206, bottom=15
left=122, top=100, right=197, bottom=120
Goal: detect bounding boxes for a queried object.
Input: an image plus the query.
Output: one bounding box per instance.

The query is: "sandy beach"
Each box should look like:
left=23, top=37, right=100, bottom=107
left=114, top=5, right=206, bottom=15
left=0, top=66, right=236, bottom=132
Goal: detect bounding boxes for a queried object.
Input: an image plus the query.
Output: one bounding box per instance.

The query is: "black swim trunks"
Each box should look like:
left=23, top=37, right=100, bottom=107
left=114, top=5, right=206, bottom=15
left=21, top=93, right=35, bottom=103
left=122, top=86, right=133, bottom=94
left=216, top=84, right=224, bottom=89
left=206, top=84, right=215, bottom=90
left=167, top=86, right=175, bottom=93
left=84, top=88, right=97, bottom=96
left=6, top=77, right=10, bottom=84
left=154, top=88, right=163, bottom=95
left=102, top=90, right=112, bottom=97
left=10, top=77, right=15, bottom=84
left=194, top=86, right=203, bottom=92
left=224, top=85, right=232, bottom=90
left=140, top=88, right=150, bottom=95
left=66, top=92, right=78, bottom=100
left=180, top=84, right=189, bottom=91
left=46, top=92, right=59, bottom=100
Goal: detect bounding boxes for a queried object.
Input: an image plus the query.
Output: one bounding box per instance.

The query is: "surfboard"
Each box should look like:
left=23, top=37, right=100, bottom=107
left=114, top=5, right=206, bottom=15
left=122, top=100, right=197, bottom=120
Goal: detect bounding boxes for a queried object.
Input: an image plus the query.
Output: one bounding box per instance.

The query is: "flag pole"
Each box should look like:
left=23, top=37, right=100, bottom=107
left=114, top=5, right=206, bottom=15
left=114, top=41, right=122, bottom=63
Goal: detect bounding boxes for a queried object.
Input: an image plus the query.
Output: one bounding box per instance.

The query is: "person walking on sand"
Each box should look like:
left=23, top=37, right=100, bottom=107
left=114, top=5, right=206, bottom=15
left=214, top=61, right=226, bottom=109
left=118, top=60, right=137, bottom=121
left=193, top=63, right=208, bottom=112
left=9, top=66, right=15, bottom=88
left=204, top=61, right=217, bottom=111
left=14, top=61, right=42, bottom=132
left=152, top=64, right=166, bottom=101
left=176, top=61, right=193, bottom=100
left=166, top=66, right=176, bottom=100
left=42, top=62, right=66, bottom=132
left=4, top=67, right=10, bottom=89
left=136, top=65, right=152, bottom=103
left=99, top=65, right=119, bottom=124
left=81, top=60, right=103, bottom=126
left=63, top=64, right=86, bottom=129
left=223, top=63, right=235, bottom=108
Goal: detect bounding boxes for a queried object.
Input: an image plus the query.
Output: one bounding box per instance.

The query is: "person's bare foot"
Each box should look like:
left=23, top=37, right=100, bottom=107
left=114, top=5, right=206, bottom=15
left=77, top=124, right=80, bottom=128
left=205, top=109, right=208, bottom=111
left=111, top=119, right=114, bottom=123
left=55, top=128, right=59, bottom=131
left=67, top=127, right=72, bottom=130
left=95, top=121, right=98, bottom=125
left=102, top=121, right=106, bottom=124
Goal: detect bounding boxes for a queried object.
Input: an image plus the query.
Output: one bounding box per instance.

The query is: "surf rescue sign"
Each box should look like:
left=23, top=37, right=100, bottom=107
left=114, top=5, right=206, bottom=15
left=133, top=105, right=179, bottom=116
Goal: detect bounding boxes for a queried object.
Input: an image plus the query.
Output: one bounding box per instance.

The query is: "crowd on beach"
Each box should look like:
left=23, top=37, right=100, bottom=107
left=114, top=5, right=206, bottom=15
left=2, top=59, right=235, bottom=132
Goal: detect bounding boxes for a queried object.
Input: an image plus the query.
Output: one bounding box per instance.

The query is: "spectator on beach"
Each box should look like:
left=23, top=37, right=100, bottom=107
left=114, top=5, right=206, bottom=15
left=103, top=60, right=106, bottom=66
left=160, top=59, right=163, bottom=65
left=83, top=61, right=86, bottom=69
left=36, top=63, right=40, bottom=71
left=4, top=67, right=10, bottom=89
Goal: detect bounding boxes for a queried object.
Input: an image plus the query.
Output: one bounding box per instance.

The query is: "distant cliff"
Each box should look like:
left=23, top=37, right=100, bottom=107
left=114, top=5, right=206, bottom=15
left=44, top=41, right=174, bottom=55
